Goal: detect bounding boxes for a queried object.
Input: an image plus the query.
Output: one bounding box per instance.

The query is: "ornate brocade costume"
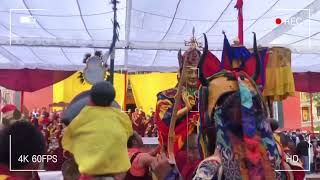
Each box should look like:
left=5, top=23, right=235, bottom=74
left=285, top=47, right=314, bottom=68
left=156, top=88, right=199, bottom=154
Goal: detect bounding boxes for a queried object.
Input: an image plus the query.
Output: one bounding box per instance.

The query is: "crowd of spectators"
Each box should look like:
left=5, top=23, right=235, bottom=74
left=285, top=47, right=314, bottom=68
left=127, top=107, right=158, bottom=137
left=276, top=129, right=320, bottom=173
left=28, top=107, right=67, bottom=171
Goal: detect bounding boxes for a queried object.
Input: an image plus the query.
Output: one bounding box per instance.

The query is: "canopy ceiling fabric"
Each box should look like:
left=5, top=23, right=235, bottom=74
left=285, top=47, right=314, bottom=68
left=0, top=0, right=319, bottom=72
left=0, top=69, right=75, bottom=92
left=293, top=72, right=320, bottom=93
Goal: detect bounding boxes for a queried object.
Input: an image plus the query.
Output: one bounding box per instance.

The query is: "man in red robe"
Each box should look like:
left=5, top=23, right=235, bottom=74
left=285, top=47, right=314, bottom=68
left=155, top=46, right=200, bottom=178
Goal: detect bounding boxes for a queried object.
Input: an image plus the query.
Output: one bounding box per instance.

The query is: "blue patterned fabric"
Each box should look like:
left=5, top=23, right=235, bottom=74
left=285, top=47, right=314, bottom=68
left=241, top=106, right=256, bottom=138
left=165, top=168, right=180, bottom=180
left=221, top=34, right=251, bottom=70
left=239, top=81, right=253, bottom=108
left=258, top=48, right=268, bottom=88
left=196, top=71, right=284, bottom=179
left=238, top=81, right=256, bottom=138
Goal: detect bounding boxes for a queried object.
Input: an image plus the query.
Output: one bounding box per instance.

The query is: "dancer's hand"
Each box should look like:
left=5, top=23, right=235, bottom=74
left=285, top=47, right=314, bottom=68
left=182, top=91, right=196, bottom=111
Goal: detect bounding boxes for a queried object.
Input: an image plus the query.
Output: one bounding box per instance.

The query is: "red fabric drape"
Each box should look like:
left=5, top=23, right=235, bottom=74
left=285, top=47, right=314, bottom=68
left=294, top=71, right=320, bottom=133
left=0, top=69, right=76, bottom=92
left=293, top=72, right=320, bottom=93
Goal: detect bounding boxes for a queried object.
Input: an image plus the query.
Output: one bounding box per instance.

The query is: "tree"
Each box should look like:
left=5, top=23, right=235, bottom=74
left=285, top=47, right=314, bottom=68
left=313, top=93, right=320, bottom=105
left=315, top=126, right=320, bottom=132
left=302, top=92, right=320, bottom=105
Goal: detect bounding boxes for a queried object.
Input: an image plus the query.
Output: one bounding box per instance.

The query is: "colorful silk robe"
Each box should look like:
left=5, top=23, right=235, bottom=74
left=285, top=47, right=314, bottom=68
left=155, top=88, right=199, bottom=154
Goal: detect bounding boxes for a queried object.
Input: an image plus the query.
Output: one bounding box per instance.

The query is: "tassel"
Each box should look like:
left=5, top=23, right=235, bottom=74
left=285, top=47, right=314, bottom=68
left=77, top=72, right=85, bottom=84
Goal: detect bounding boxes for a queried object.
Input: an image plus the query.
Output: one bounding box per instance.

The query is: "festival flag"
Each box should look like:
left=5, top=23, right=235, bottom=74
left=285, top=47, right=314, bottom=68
left=235, top=0, right=244, bottom=44
left=220, top=33, right=233, bottom=70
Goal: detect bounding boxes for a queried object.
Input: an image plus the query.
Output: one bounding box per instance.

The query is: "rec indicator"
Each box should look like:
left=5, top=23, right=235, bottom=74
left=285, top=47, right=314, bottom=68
left=275, top=17, right=303, bottom=26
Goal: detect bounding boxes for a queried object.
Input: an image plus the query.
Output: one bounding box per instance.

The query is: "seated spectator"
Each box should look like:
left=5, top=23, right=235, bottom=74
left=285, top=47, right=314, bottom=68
left=296, top=129, right=301, bottom=136
left=45, top=122, right=66, bottom=171
left=62, top=81, right=133, bottom=179
left=132, top=108, right=145, bottom=136
left=149, top=108, right=155, bottom=120
left=0, top=121, right=45, bottom=180
left=143, top=115, right=152, bottom=137
left=125, top=131, right=155, bottom=180
left=144, top=123, right=154, bottom=137
left=41, top=107, right=47, bottom=113
left=313, top=140, right=320, bottom=172
left=292, top=131, right=301, bottom=146
left=176, top=133, right=201, bottom=180
left=288, top=138, right=297, bottom=156
left=39, top=111, right=50, bottom=129
left=1, top=104, right=23, bottom=127
left=149, top=132, right=201, bottom=180
left=151, top=125, right=158, bottom=137
left=31, top=108, right=39, bottom=119
left=138, top=108, right=145, bottom=117
left=31, top=108, right=40, bottom=129
left=61, top=157, right=80, bottom=180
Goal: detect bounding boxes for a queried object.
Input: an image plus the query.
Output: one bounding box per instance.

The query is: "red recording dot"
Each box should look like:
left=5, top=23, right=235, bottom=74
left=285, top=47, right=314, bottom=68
left=275, top=18, right=282, bottom=25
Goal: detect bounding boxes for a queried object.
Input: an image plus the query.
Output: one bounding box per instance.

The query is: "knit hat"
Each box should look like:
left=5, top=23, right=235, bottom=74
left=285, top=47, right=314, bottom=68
left=1, top=104, right=17, bottom=119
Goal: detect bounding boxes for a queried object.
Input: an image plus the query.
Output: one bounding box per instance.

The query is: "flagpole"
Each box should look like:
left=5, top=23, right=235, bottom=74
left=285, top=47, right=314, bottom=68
left=235, top=0, right=244, bottom=45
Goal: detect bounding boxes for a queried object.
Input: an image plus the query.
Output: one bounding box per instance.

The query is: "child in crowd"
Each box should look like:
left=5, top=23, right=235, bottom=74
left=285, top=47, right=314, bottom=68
left=62, top=81, right=133, bottom=179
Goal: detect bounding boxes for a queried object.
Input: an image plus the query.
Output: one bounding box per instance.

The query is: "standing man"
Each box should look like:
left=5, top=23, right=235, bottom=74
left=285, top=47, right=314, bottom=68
left=297, top=134, right=310, bottom=171
left=155, top=47, right=200, bottom=156
left=154, top=31, right=202, bottom=179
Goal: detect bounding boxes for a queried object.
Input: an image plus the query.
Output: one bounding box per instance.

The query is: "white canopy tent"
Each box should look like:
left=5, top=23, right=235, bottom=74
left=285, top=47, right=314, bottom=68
left=0, top=0, right=319, bottom=72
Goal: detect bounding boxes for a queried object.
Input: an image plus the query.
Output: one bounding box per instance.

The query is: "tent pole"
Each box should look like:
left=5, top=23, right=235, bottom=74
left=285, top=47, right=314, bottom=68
left=123, top=70, right=128, bottom=111
left=110, top=49, right=115, bottom=85
left=109, top=0, right=119, bottom=85
left=20, top=91, right=24, bottom=113
left=0, top=89, right=2, bottom=124
left=122, top=0, right=131, bottom=110
left=310, top=93, right=314, bottom=132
